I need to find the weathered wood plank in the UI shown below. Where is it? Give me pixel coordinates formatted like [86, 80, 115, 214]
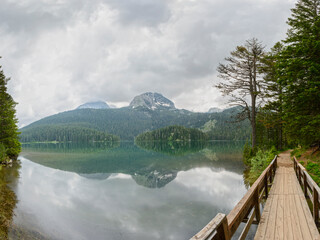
[294, 194, 313, 239]
[283, 195, 294, 240]
[264, 194, 278, 240]
[274, 194, 284, 240]
[288, 194, 303, 240]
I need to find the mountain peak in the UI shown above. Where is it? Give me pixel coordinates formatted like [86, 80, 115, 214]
[77, 101, 110, 110]
[129, 92, 175, 110]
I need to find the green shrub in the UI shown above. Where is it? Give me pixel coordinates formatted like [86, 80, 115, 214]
[291, 146, 306, 158]
[306, 162, 320, 186]
[245, 147, 278, 184]
[243, 140, 254, 165]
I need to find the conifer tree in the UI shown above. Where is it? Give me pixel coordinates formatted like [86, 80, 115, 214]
[278, 0, 320, 145]
[216, 38, 266, 149]
[0, 59, 20, 161]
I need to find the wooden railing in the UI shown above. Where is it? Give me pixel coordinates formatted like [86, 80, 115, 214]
[293, 157, 320, 227]
[191, 155, 277, 240]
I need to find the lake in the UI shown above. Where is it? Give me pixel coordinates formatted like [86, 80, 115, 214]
[3, 141, 254, 239]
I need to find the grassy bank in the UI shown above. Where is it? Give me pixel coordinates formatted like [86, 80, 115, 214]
[243, 145, 278, 185]
[291, 147, 320, 186]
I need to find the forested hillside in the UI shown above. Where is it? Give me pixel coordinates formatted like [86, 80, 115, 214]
[20, 106, 251, 141]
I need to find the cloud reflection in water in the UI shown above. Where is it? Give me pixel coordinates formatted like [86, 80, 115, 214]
[12, 157, 247, 240]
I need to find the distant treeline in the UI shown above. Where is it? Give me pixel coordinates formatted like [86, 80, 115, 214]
[20, 124, 119, 143]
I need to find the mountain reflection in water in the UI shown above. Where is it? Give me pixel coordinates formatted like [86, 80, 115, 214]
[10, 141, 248, 240]
[21, 141, 244, 188]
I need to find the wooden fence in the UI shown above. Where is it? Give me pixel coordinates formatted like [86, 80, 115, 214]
[293, 157, 320, 227]
[191, 155, 278, 240]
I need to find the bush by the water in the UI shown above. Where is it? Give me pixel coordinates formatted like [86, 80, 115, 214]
[245, 146, 277, 184]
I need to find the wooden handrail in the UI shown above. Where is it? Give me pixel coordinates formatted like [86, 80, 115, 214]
[293, 157, 320, 227]
[190, 155, 278, 240]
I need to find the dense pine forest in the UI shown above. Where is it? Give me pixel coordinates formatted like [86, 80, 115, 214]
[0, 61, 20, 163]
[226, 0, 320, 184]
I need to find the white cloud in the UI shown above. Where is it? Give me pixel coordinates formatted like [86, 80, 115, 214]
[0, 0, 295, 126]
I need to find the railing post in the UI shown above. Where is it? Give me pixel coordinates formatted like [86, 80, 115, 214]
[298, 168, 302, 185]
[254, 188, 261, 223]
[313, 187, 319, 226]
[216, 215, 230, 240]
[264, 174, 268, 199]
[303, 172, 308, 198]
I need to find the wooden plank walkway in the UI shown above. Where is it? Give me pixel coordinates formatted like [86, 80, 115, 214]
[255, 151, 320, 240]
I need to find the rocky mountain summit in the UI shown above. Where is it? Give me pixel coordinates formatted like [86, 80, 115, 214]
[129, 92, 175, 110]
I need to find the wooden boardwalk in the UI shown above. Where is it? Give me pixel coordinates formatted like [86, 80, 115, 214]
[255, 152, 320, 240]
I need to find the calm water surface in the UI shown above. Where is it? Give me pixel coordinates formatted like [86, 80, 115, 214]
[8, 141, 250, 240]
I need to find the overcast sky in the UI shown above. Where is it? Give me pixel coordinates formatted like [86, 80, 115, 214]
[0, 0, 296, 127]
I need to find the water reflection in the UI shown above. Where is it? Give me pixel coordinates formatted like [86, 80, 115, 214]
[21, 141, 244, 188]
[135, 140, 207, 156]
[11, 141, 248, 239]
[0, 161, 20, 240]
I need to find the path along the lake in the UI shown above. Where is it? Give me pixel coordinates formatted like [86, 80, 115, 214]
[255, 151, 320, 240]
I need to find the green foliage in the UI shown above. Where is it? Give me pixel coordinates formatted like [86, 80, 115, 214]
[245, 147, 277, 184]
[306, 162, 320, 186]
[243, 140, 254, 165]
[275, 0, 320, 146]
[256, 0, 320, 150]
[0, 144, 6, 162]
[290, 146, 306, 158]
[0, 62, 21, 161]
[256, 109, 285, 150]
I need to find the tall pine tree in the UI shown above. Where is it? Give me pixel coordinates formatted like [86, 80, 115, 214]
[278, 0, 320, 145]
[216, 38, 266, 149]
[0, 59, 20, 161]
